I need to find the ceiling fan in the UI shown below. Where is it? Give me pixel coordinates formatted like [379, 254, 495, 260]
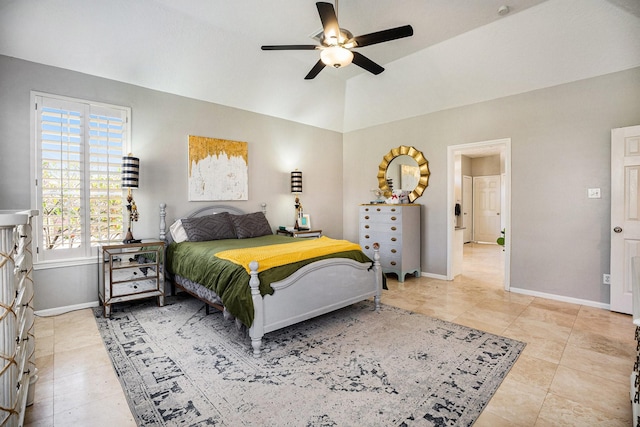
[261, 1, 413, 80]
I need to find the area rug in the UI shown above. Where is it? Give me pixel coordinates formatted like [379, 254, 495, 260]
[94, 295, 525, 426]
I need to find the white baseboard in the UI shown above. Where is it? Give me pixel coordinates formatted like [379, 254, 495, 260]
[35, 301, 100, 317]
[509, 287, 610, 310]
[420, 272, 449, 281]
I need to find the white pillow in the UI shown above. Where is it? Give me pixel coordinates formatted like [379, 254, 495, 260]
[169, 219, 188, 243]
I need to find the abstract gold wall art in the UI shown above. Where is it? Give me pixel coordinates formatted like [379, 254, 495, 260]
[188, 135, 248, 201]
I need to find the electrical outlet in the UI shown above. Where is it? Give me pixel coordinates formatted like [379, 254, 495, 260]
[603, 274, 611, 285]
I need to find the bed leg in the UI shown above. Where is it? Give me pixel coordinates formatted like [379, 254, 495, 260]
[248, 260, 264, 357]
[251, 337, 263, 357]
[373, 243, 382, 312]
[159, 203, 166, 241]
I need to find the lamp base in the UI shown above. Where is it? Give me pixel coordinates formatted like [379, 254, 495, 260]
[123, 228, 141, 244]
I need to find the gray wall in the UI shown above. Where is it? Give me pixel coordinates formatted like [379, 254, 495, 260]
[3, 53, 640, 310]
[471, 155, 501, 177]
[0, 55, 344, 311]
[344, 66, 640, 304]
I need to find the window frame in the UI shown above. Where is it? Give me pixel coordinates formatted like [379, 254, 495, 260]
[30, 91, 132, 266]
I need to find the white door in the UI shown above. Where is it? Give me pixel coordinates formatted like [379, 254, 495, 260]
[473, 175, 501, 243]
[462, 175, 472, 243]
[610, 125, 640, 314]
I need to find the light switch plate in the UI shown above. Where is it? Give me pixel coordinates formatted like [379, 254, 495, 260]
[587, 188, 601, 199]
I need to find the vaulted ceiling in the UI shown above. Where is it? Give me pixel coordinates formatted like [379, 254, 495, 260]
[1, 0, 639, 132]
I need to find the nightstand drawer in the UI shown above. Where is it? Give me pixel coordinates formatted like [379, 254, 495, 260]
[112, 278, 159, 297]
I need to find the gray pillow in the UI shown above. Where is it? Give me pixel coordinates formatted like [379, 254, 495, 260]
[230, 212, 273, 239]
[181, 212, 236, 241]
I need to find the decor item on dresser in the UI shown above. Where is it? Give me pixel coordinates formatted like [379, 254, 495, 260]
[162, 204, 382, 356]
[370, 188, 385, 203]
[378, 145, 430, 202]
[359, 204, 421, 282]
[122, 154, 141, 243]
[0, 209, 39, 427]
[94, 295, 525, 427]
[187, 136, 248, 201]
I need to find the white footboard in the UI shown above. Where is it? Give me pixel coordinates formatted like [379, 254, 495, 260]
[248, 250, 382, 357]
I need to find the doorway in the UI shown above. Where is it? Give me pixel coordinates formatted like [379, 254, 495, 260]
[473, 175, 502, 243]
[447, 138, 511, 291]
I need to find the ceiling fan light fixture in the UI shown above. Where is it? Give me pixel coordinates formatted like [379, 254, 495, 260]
[320, 46, 353, 68]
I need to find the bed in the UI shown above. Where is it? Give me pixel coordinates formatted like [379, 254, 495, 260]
[159, 203, 382, 356]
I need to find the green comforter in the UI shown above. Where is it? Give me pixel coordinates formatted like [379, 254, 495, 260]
[166, 235, 372, 327]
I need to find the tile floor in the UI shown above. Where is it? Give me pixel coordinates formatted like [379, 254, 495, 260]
[25, 243, 635, 426]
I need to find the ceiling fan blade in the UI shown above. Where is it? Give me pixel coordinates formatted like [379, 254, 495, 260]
[304, 59, 326, 80]
[352, 52, 384, 75]
[351, 25, 413, 48]
[316, 2, 340, 44]
[261, 45, 318, 51]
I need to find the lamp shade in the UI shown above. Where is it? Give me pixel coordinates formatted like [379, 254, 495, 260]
[122, 155, 140, 188]
[291, 170, 302, 194]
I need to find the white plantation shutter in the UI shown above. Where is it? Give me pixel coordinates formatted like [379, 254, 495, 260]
[88, 106, 127, 245]
[34, 94, 131, 262]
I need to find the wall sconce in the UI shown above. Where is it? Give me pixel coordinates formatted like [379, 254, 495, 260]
[291, 170, 303, 228]
[122, 155, 141, 243]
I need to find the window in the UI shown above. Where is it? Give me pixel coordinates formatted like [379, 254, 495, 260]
[33, 93, 131, 263]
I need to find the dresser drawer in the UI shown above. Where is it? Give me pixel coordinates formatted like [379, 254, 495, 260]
[360, 213, 402, 223]
[360, 222, 401, 235]
[362, 230, 401, 244]
[360, 206, 402, 221]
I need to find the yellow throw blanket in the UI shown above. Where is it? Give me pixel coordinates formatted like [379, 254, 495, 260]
[215, 236, 362, 273]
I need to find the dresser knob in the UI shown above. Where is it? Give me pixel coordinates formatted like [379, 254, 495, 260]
[364, 216, 369, 220]
[376, 208, 381, 211]
[391, 249, 397, 253]
[390, 261, 397, 266]
[391, 237, 397, 242]
[390, 226, 397, 231]
[390, 216, 397, 221]
[365, 225, 370, 229]
[365, 235, 370, 239]
[364, 245, 370, 250]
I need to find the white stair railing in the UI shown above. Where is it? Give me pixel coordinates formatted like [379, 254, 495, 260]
[0, 210, 38, 427]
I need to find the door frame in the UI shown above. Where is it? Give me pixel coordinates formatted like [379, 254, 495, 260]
[446, 138, 511, 291]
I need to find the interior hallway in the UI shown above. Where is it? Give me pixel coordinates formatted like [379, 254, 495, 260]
[25, 243, 634, 426]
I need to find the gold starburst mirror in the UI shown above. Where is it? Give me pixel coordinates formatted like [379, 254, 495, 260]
[377, 145, 430, 202]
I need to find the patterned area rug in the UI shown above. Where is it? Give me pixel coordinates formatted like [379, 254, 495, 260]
[94, 295, 525, 426]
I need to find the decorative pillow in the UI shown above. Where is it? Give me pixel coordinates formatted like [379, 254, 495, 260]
[169, 219, 188, 243]
[181, 212, 237, 241]
[230, 212, 273, 239]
